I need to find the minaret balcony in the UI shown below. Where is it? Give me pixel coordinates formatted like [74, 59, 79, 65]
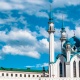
[48, 29, 55, 33]
[60, 37, 66, 41]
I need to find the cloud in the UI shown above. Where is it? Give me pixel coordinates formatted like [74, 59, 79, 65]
[25, 62, 49, 68]
[0, 28, 41, 59]
[53, 0, 80, 8]
[26, 0, 45, 5]
[0, 0, 79, 19]
[36, 63, 49, 68]
[53, 13, 68, 21]
[25, 65, 35, 68]
[74, 19, 80, 27]
[36, 12, 48, 18]
[0, 27, 49, 59]
[2, 45, 40, 59]
[0, 17, 17, 24]
[36, 26, 49, 38]
[0, 1, 12, 10]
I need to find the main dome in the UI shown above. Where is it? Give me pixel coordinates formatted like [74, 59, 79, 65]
[71, 36, 80, 47]
[63, 36, 80, 48]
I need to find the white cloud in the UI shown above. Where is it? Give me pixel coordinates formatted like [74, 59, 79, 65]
[26, 0, 45, 5]
[2, 45, 40, 59]
[25, 65, 35, 68]
[36, 63, 49, 68]
[0, 28, 41, 59]
[75, 27, 80, 38]
[53, 0, 80, 8]
[0, 0, 79, 18]
[39, 39, 49, 49]
[0, 27, 49, 59]
[25, 62, 49, 68]
[54, 13, 68, 21]
[0, 1, 12, 10]
[36, 12, 48, 18]
[36, 26, 48, 38]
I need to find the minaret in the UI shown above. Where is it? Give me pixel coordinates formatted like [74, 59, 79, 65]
[48, 5, 55, 77]
[60, 15, 66, 51]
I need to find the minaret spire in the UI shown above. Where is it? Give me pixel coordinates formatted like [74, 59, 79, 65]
[49, 4, 53, 23]
[48, 4, 55, 32]
[61, 14, 65, 32]
[74, 30, 75, 36]
[48, 4, 55, 77]
[62, 14, 64, 29]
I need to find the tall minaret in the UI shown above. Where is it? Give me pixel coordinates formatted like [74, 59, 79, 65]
[60, 15, 66, 51]
[48, 5, 55, 77]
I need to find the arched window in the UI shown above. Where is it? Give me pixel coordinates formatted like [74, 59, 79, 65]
[33, 75, 35, 77]
[50, 26, 51, 31]
[79, 61, 80, 77]
[6, 73, 8, 76]
[2, 73, 4, 76]
[59, 62, 62, 77]
[11, 74, 13, 77]
[24, 74, 26, 77]
[15, 74, 17, 77]
[20, 74, 22, 77]
[73, 61, 76, 77]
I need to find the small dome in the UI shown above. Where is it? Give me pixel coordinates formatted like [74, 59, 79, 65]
[63, 39, 71, 48]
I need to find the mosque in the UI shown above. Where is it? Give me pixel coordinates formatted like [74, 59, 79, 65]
[0, 6, 80, 80]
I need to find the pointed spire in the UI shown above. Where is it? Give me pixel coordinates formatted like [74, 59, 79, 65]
[49, 4, 53, 23]
[61, 14, 66, 32]
[74, 30, 75, 37]
[62, 14, 64, 29]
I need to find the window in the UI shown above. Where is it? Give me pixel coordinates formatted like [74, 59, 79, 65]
[6, 73, 8, 76]
[11, 74, 13, 77]
[2, 73, 4, 76]
[24, 74, 26, 77]
[79, 61, 80, 77]
[73, 61, 76, 77]
[50, 26, 51, 30]
[20, 74, 22, 77]
[15, 74, 17, 77]
[28, 75, 30, 77]
[59, 62, 62, 77]
[37, 75, 39, 77]
[33, 75, 35, 77]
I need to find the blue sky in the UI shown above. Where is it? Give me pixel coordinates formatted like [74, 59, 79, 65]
[0, 0, 80, 70]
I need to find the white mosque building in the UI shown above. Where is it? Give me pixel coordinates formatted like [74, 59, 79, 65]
[0, 7, 80, 80]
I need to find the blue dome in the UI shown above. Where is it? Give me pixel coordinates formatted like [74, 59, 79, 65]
[63, 36, 80, 51]
[71, 36, 80, 47]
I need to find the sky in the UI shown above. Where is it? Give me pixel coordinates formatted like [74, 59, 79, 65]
[0, 0, 80, 70]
